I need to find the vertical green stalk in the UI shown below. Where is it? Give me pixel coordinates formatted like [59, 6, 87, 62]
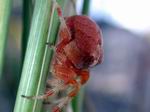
[14, 0, 65, 112]
[72, 89, 85, 112]
[22, 0, 33, 61]
[82, 0, 90, 15]
[14, 0, 51, 111]
[0, 0, 12, 78]
[72, 0, 90, 112]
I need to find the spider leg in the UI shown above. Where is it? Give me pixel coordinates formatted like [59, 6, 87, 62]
[52, 79, 80, 112]
[22, 64, 76, 97]
[51, 0, 74, 68]
[78, 69, 90, 85]
[53, 0, 71, 41]
[46, 0, 71, 52]
[21, 89, 56, 100]
[52, 96, 71, 112]
[49, 63, 79, 112]
[51, 70, 89, 111]
[67, 79, 80, 97]
[21, 79, 67, 100]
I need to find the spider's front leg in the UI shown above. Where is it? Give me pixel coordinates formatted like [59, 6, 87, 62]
[46, 0, 72, 65]
[53, 0, 71, 41]
[46, 0, 72, 51]
[78, 69, 90, 85]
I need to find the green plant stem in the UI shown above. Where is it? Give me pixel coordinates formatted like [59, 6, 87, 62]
[14, 0, 65, 112]
[72, 88, 85, 112]
[22, 0, 33, 61]
[14, 0, 52, 112]
[0, 0, 12, 78]
[82, 0, 90, 15]
[72, 0, 90, 112]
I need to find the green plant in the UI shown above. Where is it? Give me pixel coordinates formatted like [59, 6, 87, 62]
[22, 0, 33, 60]
[0, 0, 12, 78]
[14, 0, 65, 112]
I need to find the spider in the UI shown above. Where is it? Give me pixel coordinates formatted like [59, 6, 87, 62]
[22, 0, 103, 112]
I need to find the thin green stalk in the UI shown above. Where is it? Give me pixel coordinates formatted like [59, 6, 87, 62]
[72, 0, 90, 112]
[82, 0, 90, 15]
[72, 88, 85, 112]
[0, 0, 12, 78]
[14, 0, 65, 112]
[14, 0, 52, 111]
[22, 0, 33, 61]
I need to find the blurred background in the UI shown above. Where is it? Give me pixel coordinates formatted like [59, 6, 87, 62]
[1, 0, 150, 112]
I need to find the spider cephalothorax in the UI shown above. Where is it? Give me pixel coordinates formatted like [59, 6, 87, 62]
[22, 1, 103, 112]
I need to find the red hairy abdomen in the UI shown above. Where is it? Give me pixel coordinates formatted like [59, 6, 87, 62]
[62, 15, 103, 68]
[66, 16, 102, 53]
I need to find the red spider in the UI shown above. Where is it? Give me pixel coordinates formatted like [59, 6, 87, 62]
[22, 0, 103, 112]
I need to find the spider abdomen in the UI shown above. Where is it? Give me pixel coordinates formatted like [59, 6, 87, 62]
[62, 15, 103, 69]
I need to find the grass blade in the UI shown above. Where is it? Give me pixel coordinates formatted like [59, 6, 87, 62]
[22, 0, 33, 60]
[0, 0, 12, 78]
[82, 0, 90, 15]
[72, 88, 85, 112]
[14, 0, 52, 111]
[14, 0, 65, 112]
